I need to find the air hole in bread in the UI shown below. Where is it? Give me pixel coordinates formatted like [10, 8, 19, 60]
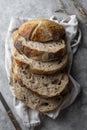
[42, 76, 44, 79]
[52, 79, 58, 84]
[49, 53, 55, 59]
[43, 83, 48, 86]
[23, 70, 27, 74]
[21, 66, 24, 69]
[58, 43, 62, 45]
[15, 79, 17, 83]
[38, 62, 41, 65]
[23, 96, 26, 100]
[18, 79, 22, 85]
[49, 45, 52, 47]
[30, 80, 34, 83]
[21, 84, 24, 87]
[58, 81, 61, 85]
[25, 65, 29, 70]
[41, 102, 49, 106]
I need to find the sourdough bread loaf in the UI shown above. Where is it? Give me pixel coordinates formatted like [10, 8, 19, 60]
[13, 63, 69, 98]
[13, 75, 63, 112]
[14, 50, 68, 75]
[11, 19, 69, 113]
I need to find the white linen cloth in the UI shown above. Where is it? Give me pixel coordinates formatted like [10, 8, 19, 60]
[5, 15, 81, 129]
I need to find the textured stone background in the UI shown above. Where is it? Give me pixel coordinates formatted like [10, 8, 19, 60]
[0, 0, 87, 130]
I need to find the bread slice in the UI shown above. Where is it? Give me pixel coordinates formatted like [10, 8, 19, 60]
[13, 76, 63, 113]
[17, 19, 65, 42]
[14, 50, 68, 75]
[13, 63, 69, 98]
[13, 34, 66, 61]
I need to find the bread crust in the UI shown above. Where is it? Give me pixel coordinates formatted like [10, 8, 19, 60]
[18, 19, 65, 42]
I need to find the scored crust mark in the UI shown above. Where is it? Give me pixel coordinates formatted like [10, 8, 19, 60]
[28, 24, 39, 40]
[30, 20, 53, 42]
[30, 19, 65, 42]
[18, 22, 38, 40]
[13, 76, 63, 112]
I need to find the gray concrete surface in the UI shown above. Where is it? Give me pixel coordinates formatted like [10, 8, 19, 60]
[0, 0, 87, 130]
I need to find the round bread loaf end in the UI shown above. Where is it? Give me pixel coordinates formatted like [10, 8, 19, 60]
[17, 19, 65, 42]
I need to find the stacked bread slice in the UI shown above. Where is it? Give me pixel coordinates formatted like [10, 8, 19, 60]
[12, 19, 69, 113]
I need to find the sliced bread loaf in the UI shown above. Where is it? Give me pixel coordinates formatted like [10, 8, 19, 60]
[13, 34, 66, 61]
[14, 50, 68, 75]
[13, 63, 69, 98]
[13, 76, 63, 112]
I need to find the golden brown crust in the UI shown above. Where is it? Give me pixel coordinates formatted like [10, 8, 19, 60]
[17, 19, 65, 42]
[18, 21, 38, 40]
